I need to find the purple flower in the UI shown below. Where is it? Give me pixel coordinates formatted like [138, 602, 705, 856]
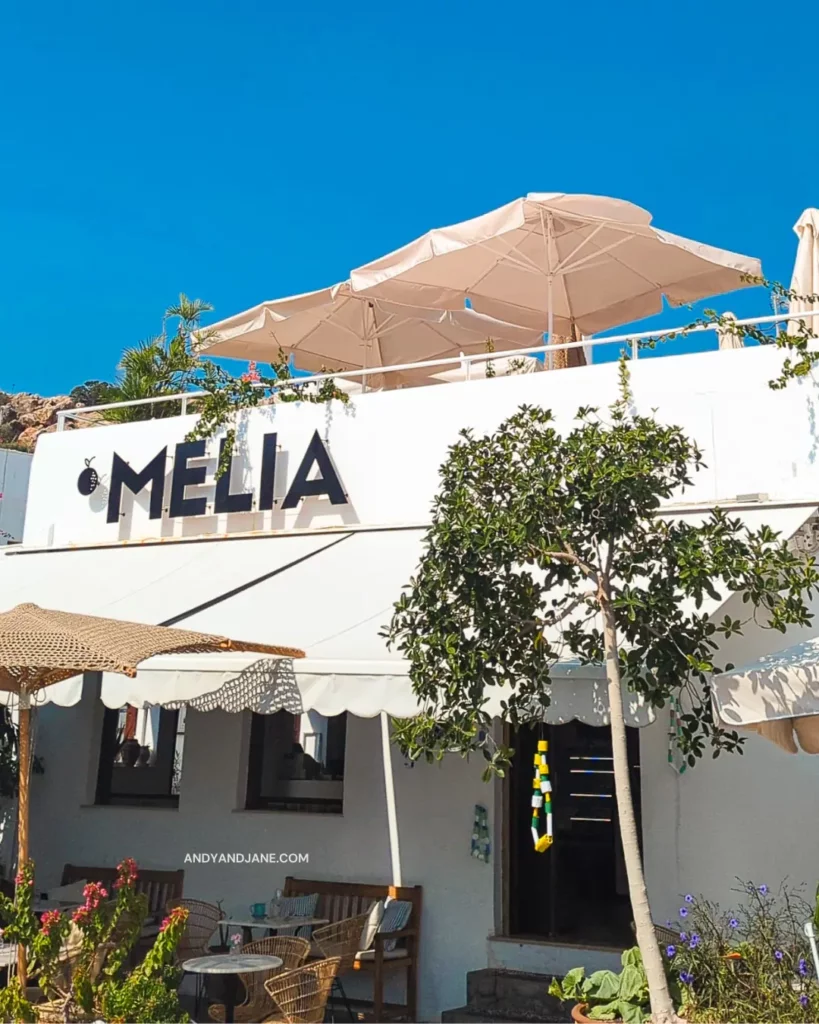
[665, 920, 672, 928]
[679, 907, 688, 918]
[799, 957, 809, 977]
[679, 971, 694, 985]
[666, 945, 676, 959]
[689, 933, 700, 949]
[684, 894, 694, 903]
[759, 884, 769, 896]
[679, 932, 687, 942]
[800, 994, 809, 1009]
[729, 918, 739, 929]
[775, 950, 784, 962]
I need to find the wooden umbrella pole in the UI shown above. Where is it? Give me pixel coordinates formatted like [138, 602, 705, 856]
[17, 691, 30, 988]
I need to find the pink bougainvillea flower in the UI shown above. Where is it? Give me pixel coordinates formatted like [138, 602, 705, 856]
[40, 910, 62, 936]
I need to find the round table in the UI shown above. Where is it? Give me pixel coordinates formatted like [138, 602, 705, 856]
[182, 952, 283, 1024]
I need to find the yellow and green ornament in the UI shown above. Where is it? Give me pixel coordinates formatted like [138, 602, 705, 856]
[531, 739, 553, 852]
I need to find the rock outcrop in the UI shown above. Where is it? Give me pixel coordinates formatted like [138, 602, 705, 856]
[0, 391, 89, 451]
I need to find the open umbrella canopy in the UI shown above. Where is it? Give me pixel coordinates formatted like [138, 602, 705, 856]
[193, 280, 545, 374]
[0, 602, 304, 694]
[349, 192, 762, 336]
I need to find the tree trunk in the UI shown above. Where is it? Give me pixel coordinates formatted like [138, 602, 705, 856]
[600, 584, 677, 1023]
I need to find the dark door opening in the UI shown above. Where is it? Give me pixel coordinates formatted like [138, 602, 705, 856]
[508, 721, 641, 948]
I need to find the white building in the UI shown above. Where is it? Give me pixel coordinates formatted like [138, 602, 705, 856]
[3, 342, 819, 1020]
[0, 447, 32, 546]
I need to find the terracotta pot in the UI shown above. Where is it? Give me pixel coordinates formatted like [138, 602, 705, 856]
[572, 1004, 623, 1024]
[120, 737, 140, 767]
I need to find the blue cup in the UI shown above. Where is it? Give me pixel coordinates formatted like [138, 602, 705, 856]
[250, 902, 266, 919]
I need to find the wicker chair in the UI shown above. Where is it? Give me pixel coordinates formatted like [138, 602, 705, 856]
[312, 913, 369, 1019]
[207, 936, 310, 1023]
[165, 898, 221, 960]
[262, 957, 340, 1024]
[312, 913, 369, 972]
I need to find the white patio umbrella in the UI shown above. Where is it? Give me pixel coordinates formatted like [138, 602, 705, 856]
[349, 193, 762, 338]
[787, 208, 819, 339]
[712, 636, 819, 754]
[193, 281, 545, 378]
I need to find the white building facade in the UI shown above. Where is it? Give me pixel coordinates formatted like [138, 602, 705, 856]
[4, 344, 819, 1019]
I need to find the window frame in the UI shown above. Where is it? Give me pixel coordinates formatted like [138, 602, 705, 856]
[95, 704, 183, 809]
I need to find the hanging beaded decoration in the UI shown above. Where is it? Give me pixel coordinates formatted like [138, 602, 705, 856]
[531, 739, 553, 852]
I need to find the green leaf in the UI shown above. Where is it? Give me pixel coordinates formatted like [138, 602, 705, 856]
[585, 971, 620, 1001]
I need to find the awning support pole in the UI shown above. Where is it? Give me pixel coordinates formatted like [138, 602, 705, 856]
[380, 712, 402, 887]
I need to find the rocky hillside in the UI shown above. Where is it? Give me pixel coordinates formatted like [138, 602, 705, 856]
[0, 391, 86, 451]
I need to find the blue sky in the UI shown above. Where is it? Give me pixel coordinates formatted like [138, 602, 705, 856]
[1, 0, 817, 395]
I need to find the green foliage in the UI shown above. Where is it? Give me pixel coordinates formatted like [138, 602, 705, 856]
[96, 906, 190, 1023]
[549, 947, 653, 1022]
[90, 294, 349, 475]
[0, 859, 187, 1023]
[667, 883, 819, 1023]
[386, 358, 819, 774]
[633, 278, 819, 392]
[68, 381, 118, 408]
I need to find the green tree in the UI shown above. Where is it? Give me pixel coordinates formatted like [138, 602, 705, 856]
[387, 359, 819, 1023]
[100, 295, 207, 423]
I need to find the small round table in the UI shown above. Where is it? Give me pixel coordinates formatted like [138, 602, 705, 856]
[182, 952, 283, 1024]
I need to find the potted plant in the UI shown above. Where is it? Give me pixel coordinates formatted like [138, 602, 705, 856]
[549, 948, 654, 1023]
[0, 858, 189, 1023]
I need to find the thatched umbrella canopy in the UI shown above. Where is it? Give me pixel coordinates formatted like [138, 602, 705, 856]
[0, 602, 304, 983]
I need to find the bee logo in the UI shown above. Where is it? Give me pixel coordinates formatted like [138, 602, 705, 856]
[77, 458, 100, 496]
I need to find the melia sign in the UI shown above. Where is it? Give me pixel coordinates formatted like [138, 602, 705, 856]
[100, 430, 347, 523]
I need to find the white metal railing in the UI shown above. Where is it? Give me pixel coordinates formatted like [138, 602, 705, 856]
[55, 308, 819, 431]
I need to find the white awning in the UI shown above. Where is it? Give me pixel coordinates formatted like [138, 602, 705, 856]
[15, 652, 650, 727]
[712, 636, 819, 753]
[1, 503, 815, 725]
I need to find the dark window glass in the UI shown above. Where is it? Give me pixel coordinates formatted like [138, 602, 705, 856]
[96, 704, 186, 807]
[246, 710, 346, 814]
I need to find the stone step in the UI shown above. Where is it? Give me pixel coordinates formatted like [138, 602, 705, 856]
[466, 967, 568, 1019]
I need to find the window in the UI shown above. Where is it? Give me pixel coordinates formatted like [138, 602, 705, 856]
[246, 710, 347, 814]
[96, 704, 186, 807]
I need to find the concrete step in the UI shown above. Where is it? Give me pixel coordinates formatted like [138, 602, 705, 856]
[466, 968, 568, 1019]
[442, 1001, 569, 1023]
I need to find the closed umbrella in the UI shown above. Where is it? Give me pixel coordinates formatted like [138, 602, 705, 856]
[349, 193, 762, 339]
[0, 602, 303, 983]
[788, 208, 819, 339]
[193, 282, 545, 380]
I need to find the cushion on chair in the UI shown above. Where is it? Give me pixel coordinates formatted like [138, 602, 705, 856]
[357, 900, 385, 952]
[378, 898, 412, 952]
[269, 893, 319, 937]
[355, 947, 410, 962]
[47, 880, 88, 903]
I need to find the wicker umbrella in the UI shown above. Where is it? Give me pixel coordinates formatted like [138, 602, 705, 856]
[0, 602, 304, 984]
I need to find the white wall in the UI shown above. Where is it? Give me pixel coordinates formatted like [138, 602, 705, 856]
[30, 685, 494, 1021]
[0, 448, 31, 545]
[642, 586, 819, 927]
[23, 345, 819, 549]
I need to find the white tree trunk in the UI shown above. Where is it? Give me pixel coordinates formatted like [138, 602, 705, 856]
[600, 586, 678, 1023]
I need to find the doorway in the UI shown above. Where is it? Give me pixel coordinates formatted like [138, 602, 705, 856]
[508, 721, 641, 947]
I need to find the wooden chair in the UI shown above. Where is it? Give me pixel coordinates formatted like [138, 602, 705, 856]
[61, 863, 184, 922]
[262, 957, 340, 1024]
[208, 936, 310, 1023]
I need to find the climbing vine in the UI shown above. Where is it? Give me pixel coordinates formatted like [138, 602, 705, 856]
[634, 277, 819, 389]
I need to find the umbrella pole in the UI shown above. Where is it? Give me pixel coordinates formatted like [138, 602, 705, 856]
[17, 691, 30, 988]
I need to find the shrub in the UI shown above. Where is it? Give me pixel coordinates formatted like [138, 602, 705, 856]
[666, 881, 819, 1022]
